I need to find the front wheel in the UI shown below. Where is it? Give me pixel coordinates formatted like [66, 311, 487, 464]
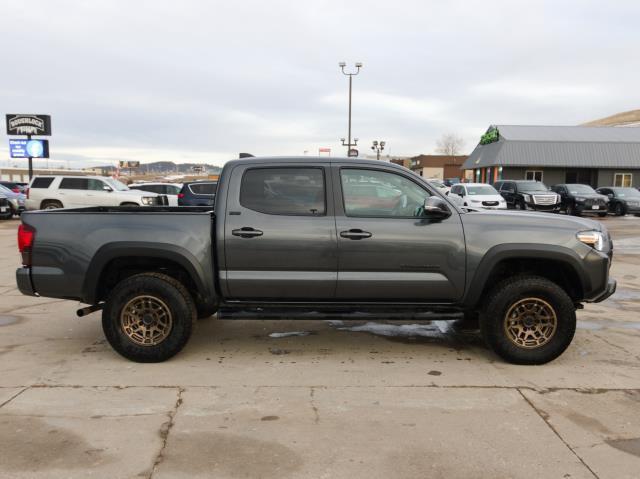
[514, 200, 525, 210]
[102, 273, 196, 362]
[614, 203, 625, 216]
[480, 275, 576, 365]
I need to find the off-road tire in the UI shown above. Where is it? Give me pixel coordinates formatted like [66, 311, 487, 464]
[41, 200, 63, 210]
[480, 275, 576, 365]
[102, 272, 196, 362]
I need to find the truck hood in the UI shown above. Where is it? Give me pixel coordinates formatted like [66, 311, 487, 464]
[464, 209, 602, 231]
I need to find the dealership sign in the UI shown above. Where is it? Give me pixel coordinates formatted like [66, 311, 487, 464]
[9, 139, 50, 158]
[6, 114, 52, 136]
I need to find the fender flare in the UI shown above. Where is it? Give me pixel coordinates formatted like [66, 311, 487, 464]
[462, 243, 588, 308]
[83, 242, 216, 307]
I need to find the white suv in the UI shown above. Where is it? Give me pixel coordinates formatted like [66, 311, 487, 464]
[26, 176, 166, 210]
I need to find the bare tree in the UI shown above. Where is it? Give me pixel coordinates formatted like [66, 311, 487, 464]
[435, 133, 465, 162]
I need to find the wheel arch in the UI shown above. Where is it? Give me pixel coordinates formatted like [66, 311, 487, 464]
[463, 244, 588, 309]
[84, 242, 217, 309]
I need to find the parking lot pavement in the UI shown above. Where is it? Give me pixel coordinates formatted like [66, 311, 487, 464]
[1, 215, 639, 478]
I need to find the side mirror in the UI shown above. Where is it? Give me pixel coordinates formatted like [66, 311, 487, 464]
[103, 185, 113, 192]
[422, 196, 451, 219]
[458, 192, 464, 197]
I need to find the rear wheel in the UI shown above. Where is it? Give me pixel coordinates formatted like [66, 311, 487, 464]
[102, 273, 196, 362]
[41, 200, 63, 210]
[480, 275, 576, 364]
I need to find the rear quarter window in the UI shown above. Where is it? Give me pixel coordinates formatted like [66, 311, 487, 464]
[30, 177, 55, 188]
[189, 183, 217, 195]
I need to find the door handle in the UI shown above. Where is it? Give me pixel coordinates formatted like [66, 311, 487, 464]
[232, 227, 263, 238]
[340, 229, 372, 240]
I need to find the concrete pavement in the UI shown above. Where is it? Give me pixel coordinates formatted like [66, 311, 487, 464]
[0, 216, 639, 478]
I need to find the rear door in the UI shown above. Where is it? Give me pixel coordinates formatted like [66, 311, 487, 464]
[223, 163, 337, 299]
[500, 181, 516, 206]
[333, 164, 465, 301]
[58, 177, 89, 208]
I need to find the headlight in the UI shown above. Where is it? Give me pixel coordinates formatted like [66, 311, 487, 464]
[471, 199, 481, 203]
[141, 197, 154, 205]
[522, 194, 531, 202]
[577, 230, 606, 251]
[555, 194, 561, 203]
[575, 196, 585, 202]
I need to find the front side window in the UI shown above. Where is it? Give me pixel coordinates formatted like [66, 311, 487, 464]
[88, 179, 107, 191]
[502, 182, 515, 193]
[240, 168, 325, 216]
[341, 169, 429, 217]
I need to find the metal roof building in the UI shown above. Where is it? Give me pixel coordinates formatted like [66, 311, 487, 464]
[462, 125, 640, 188]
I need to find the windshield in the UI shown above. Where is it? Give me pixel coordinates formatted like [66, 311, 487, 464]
[612, 187, 640, 198]
[104, 178, 130, 191]
[568, 184, 596, 194]
[518, 181, 548, 192]
[467, 185, 498, 196]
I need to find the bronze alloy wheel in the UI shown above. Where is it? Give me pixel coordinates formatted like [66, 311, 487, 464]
[120, 295, 173, 346]
[503, 297, 558, 349]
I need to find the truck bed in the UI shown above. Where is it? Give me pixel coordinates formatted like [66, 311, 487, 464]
[18, 207, 216, 305]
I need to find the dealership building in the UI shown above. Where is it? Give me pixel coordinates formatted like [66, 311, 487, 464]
[462, 125, 640, 188]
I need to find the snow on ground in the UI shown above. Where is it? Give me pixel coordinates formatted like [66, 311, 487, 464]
[268, 331, 312, 338]
[327, 320, 453, 338]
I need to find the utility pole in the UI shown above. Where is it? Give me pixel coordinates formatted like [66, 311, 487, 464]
[339, 62, 362, 156]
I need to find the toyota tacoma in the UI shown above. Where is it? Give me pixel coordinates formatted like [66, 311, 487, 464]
[16, 157, 616, 364]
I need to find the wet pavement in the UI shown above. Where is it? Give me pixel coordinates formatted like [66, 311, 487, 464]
[0, 215, 639, 478]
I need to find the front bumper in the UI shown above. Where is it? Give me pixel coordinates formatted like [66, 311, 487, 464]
[525, 202, 561, 212]
[590, 278, 617, 303]
[577, 204, 607, 215]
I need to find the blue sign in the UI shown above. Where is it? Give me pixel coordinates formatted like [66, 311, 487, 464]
[9, 139, 49, 158]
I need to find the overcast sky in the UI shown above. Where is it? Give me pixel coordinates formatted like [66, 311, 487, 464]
[1, 0, 639, 168]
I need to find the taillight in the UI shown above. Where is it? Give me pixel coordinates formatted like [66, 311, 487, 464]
[177, 193, 185, 199]
[18, 224, 35, 266]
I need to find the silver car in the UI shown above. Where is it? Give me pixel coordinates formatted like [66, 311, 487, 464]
[0, 184, 26, 216]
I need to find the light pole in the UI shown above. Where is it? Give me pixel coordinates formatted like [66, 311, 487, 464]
[371, 140, 386, 160]
[339, 61, 362, 156]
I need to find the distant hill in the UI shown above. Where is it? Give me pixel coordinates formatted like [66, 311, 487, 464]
[583, 109, 640, 127]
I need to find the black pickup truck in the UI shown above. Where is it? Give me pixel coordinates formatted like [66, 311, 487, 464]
[16, 157, 616, 364]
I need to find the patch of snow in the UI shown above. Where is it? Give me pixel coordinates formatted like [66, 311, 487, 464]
[268, 331, 312, 338]
[329, 321, 452, 338]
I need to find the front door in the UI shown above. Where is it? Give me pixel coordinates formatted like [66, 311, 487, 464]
[223, 164, 338, 299]
[333, 165, 465, 301]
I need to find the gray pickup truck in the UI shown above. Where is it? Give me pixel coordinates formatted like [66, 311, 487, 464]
[16, 157, 616, 364]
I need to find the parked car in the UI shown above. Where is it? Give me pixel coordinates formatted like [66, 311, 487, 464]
[0, 181, 26, 193]
[493, 180, 561, 212]
[596, 187, 640, 217]
[443, 178, 461, 187]
[0, 193, 11, 220]
[178, 181, 217, 206]
[426, 178, 450, 194]
[16, 156, 615, 365]
[129, 182, 183, 206]
[0, 184, 26, 216]
[551, 184, 608, 217]
[25, 176, 168, 210]
[447, 183, 506, 210]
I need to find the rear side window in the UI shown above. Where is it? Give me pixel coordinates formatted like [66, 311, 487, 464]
[30, 177, 54, 188]
[240, 168, 325, 216]
[59, 178, 89, 190]
[189, 182, 217, 195]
